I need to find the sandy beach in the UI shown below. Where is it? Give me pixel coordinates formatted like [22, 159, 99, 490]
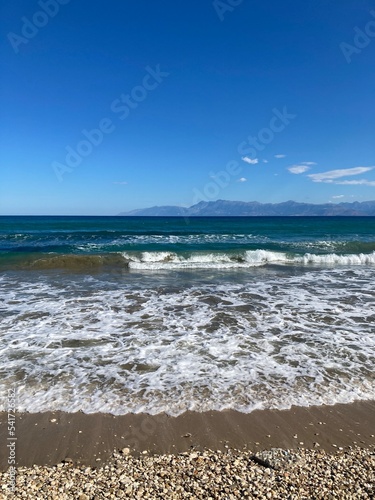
[1, 401, 374, 497]
[1, 400, 375, 470]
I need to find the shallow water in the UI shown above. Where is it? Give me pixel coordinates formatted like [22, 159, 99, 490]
[1, 216, 375, 414]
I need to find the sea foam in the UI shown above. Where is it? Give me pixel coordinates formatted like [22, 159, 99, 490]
[0, 267, 374, 415]
[122, 250, 375, 270]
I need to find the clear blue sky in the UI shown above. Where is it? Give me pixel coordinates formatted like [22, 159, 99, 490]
[1, 0, 375, 215]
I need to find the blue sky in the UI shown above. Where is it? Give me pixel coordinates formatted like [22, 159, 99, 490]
[1, 0, 375, 215]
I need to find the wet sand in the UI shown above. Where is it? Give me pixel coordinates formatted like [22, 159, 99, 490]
[1, 400, 374, 471]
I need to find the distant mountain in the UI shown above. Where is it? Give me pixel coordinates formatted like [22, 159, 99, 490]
[121, 205, 188, 216]
[119, 200, 375, 217]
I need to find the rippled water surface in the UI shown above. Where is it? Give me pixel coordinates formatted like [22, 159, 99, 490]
[1, 216, 374, 414]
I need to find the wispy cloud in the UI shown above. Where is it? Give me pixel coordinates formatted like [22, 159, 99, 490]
[274, 154, 286, 159]
[308, 166, 373, 183]
[301, 161, 317, 166]
[113, 181, 128, 185]
[238, 177, 247, 182]
[332, 195, 345, 199]
[288, 164, 310, 174]
[262, 159, 268, 163]
[242, 157, 258, 165]
[335, 179, 375, 186]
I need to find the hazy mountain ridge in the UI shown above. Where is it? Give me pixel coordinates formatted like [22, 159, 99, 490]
[119, 200, 375, 216]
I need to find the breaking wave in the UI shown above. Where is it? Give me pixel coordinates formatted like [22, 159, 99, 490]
[123, 250, 375, 270]
[9, 250, 375, 271]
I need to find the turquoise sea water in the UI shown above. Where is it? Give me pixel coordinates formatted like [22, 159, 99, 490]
[0, 216, 374, 415]
[1, 216, 375, 269]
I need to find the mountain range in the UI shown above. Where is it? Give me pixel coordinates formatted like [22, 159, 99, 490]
[119, 200, 375, 217]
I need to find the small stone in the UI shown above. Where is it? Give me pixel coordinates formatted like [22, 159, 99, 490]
[1, 441, 373, 497]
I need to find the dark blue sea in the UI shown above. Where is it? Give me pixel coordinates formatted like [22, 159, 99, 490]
[1, 216, 374, 414]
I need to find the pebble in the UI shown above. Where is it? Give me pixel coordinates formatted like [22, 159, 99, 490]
[0, 446, 374, 499]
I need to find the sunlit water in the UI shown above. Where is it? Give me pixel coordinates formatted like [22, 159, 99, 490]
[1, 216, 374, 414]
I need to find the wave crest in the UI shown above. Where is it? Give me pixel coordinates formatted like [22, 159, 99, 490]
[123, 250, 375, 270]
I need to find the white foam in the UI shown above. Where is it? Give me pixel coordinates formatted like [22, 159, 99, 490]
[71, 233, 269, 252]
[124, 251, 249, 270]
[300, 252, 375, 265]
[0, 267, 374, 415]
[122, 250, 375, 270]
[244, 249, 287, 264]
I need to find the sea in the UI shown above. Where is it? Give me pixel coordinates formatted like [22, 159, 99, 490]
[0, 216, 374, 416]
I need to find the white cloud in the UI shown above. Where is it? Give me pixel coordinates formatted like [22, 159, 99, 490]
[301, 161, 317, 165]
[332, 195, 345, 199]
[308, 166, 373, 183]
[274, 154, 286, 159]
[113, 181, 128, 185]
[263, 159, 268, 163]
[288, 165, 310, 174]
[238, 177, 247, 182]
[242, 157, 258, 165]
[335, 179, 375, 186]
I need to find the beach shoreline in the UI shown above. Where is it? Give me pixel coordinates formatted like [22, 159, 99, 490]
[1, 400, 374, 471]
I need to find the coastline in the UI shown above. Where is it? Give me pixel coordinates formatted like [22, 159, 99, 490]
[1, 400, 374, 471]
